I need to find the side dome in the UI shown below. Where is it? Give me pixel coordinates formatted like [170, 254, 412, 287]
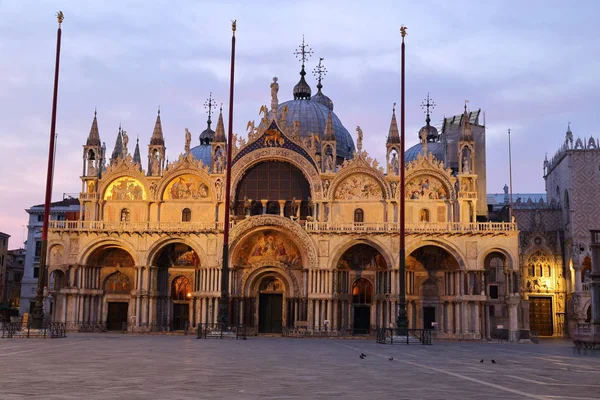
[311, 91, 333, 111]
[190, 144, 212, 168]
[278, 99, 355, 159]
[405, 142, 445, 163]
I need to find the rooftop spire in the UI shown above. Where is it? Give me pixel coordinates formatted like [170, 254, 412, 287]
[150, 108, 164, 146]
[133, 137, 141, 166]
[460, 101, 473, 141]
[419, 92, 438, 144]
[110, 125, 124, 162]
[214, 105, 226, 142]
[387, 103, 400, 144]
[293, 36, 313, 100]
[86, 108, 101, 146]
[421, 92, 435, 127]
[323, 108, 335, 141]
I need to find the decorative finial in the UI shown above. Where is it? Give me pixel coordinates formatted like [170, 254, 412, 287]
[393, 102, 396, 114]
[420, 92, 435, 125]
[204, 92, 217, 126]
[232, 20, 236, 33]
[56, 11, 64, 26]
[294, 35, 313, 67]
[158, 105, 160, 116]
[400, 25, 407, 41]
[568, 121, 571, 132]
[313, 57, 327, 91]
[464, 100, 469, 113]
[94, 107, 97, 117]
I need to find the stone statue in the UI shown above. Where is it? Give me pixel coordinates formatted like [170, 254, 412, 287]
[390, 153, 399, 175]
[184, 128, 191, 153]
[214, 179, 223, 201]
[122, 131, 129, 154]
[323, 179, 330, 196]
[462, 155, 471, 173]
[270, 77, 279, 110]
[149, 182, 157, 199]
[244, 197, 252, 217]
[290, 197, 299, 219]
[325, 154, 334, 172]
[292, 120, 301, 140]
[356, 126, 363, 151]
[390, 182, 397, 197]
[88, 180, 95, 193]
[307, 196, 314, 217]
[87, 159, 96, 176]
[151, 157, 160, 176]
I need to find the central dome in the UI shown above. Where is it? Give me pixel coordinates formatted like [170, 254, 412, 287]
[278, 99, 355, 159]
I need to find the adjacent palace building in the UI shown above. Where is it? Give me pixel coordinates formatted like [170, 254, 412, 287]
[46, 57, 528, 339]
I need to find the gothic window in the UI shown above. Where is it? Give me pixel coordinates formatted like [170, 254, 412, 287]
[171, 276, 191, 301]
[182, 208, 191, 222]
[527, 250, 551, 277]
[354, 208, 364, 223]
[120, 208, 130, 222]
[419, 208, 430, 222]
[352, 278, 372, 304]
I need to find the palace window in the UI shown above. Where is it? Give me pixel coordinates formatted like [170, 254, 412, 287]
[354, 208, 364, 223]
[182, 208, 191, 222]
[120, 208, 130, 222]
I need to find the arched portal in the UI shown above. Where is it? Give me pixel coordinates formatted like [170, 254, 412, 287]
[335, 243, 389, 334]
[86, 246, 135, 330]
[234, 161, 311, 219]
[407, 245, 460, 330]
[257, 275, 285, 334]
[154, 243, 199, 329]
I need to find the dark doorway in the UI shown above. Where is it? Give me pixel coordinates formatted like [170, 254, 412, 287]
[259, 293, 283, 334]
[423, 306, 436, 330]
[107, 302, 128, 331]
[353, 306, 370, 334]
[529, 296, 553, 336]
[172, 303, 189, 331]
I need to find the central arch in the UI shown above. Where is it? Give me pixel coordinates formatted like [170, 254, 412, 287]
[407, 245, 461, 330]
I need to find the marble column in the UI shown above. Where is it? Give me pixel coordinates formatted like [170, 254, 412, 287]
[278, 200, 286, 217]
[261, 199, 268, 215]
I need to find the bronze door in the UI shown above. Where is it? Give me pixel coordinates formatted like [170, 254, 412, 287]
[353, 306, 370, 334]
[529, 297, 553, 336]
[259, 294, 283, 333]
[172, 303, 189, 331]
[106, 302, 128, 331]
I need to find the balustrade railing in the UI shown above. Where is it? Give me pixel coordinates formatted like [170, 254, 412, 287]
[306, 221, 516, 233]
[50, 219, 516, 234]
[50, 220, 225, 232]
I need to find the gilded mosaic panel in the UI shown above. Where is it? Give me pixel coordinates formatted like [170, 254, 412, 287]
[163, 174, 210, 200]
[104, 176, 146, 201]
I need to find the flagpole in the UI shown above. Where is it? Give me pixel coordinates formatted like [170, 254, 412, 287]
[396, 25, 408, 335]
[508, 128, 514, 221]
[217, 20, 236, 327]
[32, 11, 64, 329]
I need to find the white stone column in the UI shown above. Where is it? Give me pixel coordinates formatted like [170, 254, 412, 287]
[574, 265, 583, 292]
[508, 300, 519, 342]
[474, 302, 480, 335]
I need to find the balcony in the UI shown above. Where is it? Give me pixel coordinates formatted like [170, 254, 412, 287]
[49, 220, 224, 233]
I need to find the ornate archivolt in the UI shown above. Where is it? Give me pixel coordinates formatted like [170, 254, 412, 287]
[405, 239, 467, 270]
[239, 262, 301, 298]
[78, 237, 139, 266]
[146, 237, 207, 267]
[230, 147, 322, 202]
[329, 152, 390, 201]
[329, 238, 394, 271]
[230, 215, 317, 269]
[404, 152, 457, 201]
[158, 154, 215, 202]
[97, 155, 151, 199]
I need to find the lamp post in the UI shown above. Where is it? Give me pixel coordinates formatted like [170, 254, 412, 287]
[396, 25, 408, 335]
[32, 12, 64, 329]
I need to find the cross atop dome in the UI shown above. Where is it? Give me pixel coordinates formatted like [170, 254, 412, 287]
[204, 92, 217, 128]
[313, 57, 327, 91]
[293, 36, 313, 100]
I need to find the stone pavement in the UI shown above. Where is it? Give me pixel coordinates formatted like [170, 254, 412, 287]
[1, 335, 599, 400]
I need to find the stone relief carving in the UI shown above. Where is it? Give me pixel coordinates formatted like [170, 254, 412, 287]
[334, 174, 383, 200]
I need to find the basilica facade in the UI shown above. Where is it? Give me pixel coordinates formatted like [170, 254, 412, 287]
[46, 62, 527, 340]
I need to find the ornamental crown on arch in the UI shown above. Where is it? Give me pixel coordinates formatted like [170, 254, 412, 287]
[405, 152, 457, 200]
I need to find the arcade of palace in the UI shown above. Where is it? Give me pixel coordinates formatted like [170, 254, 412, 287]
[44, 59, 529, 340]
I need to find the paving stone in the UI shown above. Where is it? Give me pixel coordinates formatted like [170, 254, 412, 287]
[1, 335, 599, 399]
